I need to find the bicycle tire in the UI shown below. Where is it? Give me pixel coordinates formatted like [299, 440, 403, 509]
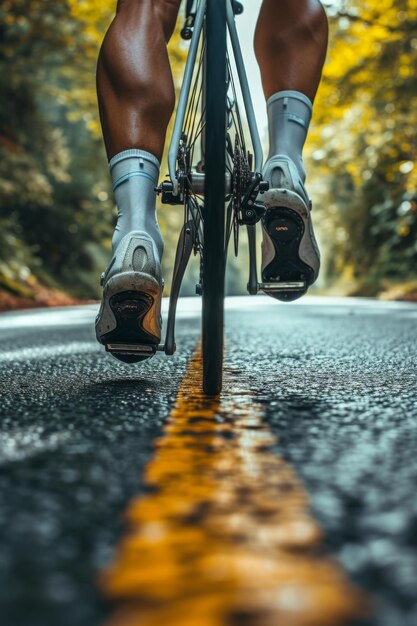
[202, 0, 227, 395]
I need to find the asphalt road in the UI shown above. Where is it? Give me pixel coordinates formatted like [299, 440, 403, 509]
[0, 297, 417, 626]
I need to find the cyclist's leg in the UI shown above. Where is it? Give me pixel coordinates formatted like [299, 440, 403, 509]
[254, 1, 328, 301]
[97, 0, 180, 161]
[254, 0, 328, 103]
[254, 0, 327, 175]
[95, 0, 181, 359]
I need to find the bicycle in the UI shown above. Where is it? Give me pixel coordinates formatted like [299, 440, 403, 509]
[116, 0, 304, 394]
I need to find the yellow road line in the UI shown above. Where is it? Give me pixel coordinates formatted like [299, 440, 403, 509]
[100, 347, 367, 626]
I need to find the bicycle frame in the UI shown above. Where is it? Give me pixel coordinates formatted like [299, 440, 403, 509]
[161, 0, 265, 356]
[168, 0, 263, 194]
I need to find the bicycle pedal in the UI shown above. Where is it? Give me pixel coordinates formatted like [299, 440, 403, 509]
[105, 343, 157, 357]
[259, 281, 306, 292]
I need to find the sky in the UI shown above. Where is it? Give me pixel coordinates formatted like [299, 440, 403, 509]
[234, 0, 268, 147]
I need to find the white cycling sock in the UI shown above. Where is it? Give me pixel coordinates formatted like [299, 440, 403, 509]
[266, 90, 313, 183]
[109, 149, 163, 259]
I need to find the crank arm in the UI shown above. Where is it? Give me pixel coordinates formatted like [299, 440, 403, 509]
[163, 220, 196, 355]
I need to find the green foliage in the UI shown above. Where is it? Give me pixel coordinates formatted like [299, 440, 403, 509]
[0, 0, 115, 298]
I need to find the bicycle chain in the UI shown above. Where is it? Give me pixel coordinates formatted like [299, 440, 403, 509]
[232, 135, 251, 255]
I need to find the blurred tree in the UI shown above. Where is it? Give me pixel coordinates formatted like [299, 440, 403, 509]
[309, 0, 417, 295]
[0, 0, 115, 299]
[6, 0, 415, 304]
[0, 0, 186, 302]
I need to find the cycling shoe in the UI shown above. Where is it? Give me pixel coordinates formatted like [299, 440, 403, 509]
[95, 231, 163, 363]
[260, 155, 320, 302]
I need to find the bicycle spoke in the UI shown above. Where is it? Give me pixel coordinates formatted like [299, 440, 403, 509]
[176, 10, 257, 269]
[184, 40, 205, 138]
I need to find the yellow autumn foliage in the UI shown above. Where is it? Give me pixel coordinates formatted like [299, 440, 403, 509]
[307, 0, 417, 291]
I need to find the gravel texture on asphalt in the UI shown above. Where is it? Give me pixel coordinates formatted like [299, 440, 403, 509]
[0, 305, 199, 626]
[226, 298, 417, 626]
[1, 298, 417, 626]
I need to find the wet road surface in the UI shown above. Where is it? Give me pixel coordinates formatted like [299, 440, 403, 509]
[0, 297, 416, 626]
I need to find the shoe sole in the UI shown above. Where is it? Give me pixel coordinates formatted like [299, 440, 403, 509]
[96, 272, 162, 364]
[261, 188, 319, 302]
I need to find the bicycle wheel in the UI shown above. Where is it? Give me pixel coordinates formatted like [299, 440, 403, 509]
[202, 0, 227, 395]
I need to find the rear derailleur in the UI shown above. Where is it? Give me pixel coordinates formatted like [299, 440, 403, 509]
[238, 172, 269, 226]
